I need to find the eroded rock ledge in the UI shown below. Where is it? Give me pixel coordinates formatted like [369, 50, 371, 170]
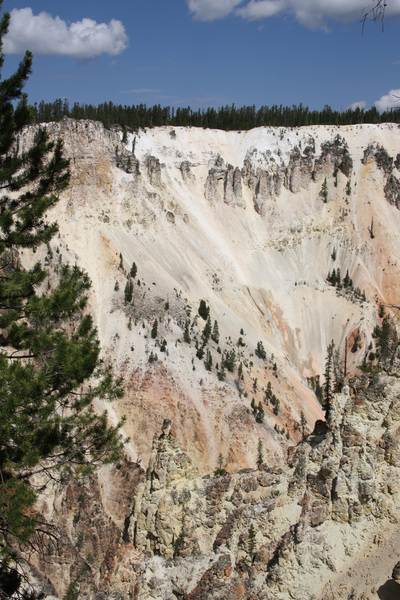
[104, 374, 400, 600]
[21, 374, 400, 600]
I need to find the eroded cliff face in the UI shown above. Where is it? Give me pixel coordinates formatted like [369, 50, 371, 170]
[17, 119, 400, 477]
[14, 120, 400, 599]
[98, 374, 400, 600]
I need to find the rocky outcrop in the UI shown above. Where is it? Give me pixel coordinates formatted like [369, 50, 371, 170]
[204, 156, 244, 207]
[268, 374, 400, 599]
[362, 143, 400, 208]
[313, 135, 353, 180]
[18, 372, 400, 600]
[180, 160, 195, 182]
[13, 121, 400, 598]
[241, 134, 352, 214]
[242, 152, 282, 215]
[105, 374, 400, 600]
[384, 173, 400, 208]
[21, 459, 144, 599]
[284, 145, 314, 193]
[145, 155, 163, 187]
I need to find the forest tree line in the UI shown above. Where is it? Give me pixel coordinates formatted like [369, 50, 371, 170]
[31, 99, 400, 132]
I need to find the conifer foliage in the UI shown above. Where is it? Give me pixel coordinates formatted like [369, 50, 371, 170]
[0, 4, 124, 590]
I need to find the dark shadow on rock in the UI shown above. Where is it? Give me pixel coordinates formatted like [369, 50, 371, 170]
[377, 579, 400, 600]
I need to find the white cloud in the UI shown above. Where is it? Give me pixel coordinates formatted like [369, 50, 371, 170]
[187, 0, 244, 21]
[4, 8, 129, 61]
[346, 100, 367, 111]
[374, 89, 400, 112]
[187, 0, 400, 29]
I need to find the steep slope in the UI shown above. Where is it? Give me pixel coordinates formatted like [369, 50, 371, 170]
[19, 119, 400, 476]
[101, 373, 400, 600]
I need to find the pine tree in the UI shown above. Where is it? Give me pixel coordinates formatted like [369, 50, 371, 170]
[336, 268, 342, 289]
[202, 316, 211, 344]
[323, 340, 335, 417]
[0, 5, 124, 585]
[237, 361, 243, 390]
[321, 177, 328, 202]
[211, 319, 219, 344]
[198, 299, 209, 320]
[204, 349, 212, 371]
[257, 439, 264, 468]
[124, 277, 133, 303]
[183, 320, 191, 344]
[217, 361, 226, 381]
[130, 261, 137, 278]
[265, 381, 272, 402]
[151, 318, 158, 339]
[300, 411, 307, 440]
[255, 340, 267, 359]
[224, 348, 236, 372]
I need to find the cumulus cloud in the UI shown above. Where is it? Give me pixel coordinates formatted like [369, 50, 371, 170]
[374, 89, 400, 112]
[187, 0, 400, 29]
[346, 100, 367, 111]
[4, 8, 129, 61]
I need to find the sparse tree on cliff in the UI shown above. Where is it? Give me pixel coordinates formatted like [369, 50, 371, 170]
[124, 277, 133, 303]
[0, 4, 124, 593]
[321, 177, 328, 202]
[300, 411, 307, 440]
[323, 340, 335, 417]
[151, 318, 158, 338]
[198, 299, 210, 320]
[257, 438, 264, 468]
[211, 319, 219, 344]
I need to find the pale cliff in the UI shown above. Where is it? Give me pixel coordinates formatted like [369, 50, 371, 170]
[19, 119, 400, 475]
[13, 119, 400, 598]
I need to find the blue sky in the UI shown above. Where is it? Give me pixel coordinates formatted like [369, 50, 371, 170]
[2, 0, 400, 112]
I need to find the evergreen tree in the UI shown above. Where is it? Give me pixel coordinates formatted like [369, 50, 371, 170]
[151, 318, 158, 339]
[300, 411, 307, 440]
[202, 316, 211, 344]
[265, 381, 272, 402]
[0, 7, 124, 583]
[256, 402, 265, 423]
[223, 348, 236, 372]
[124, 277, 133, 303]
[130, 261, 137, 278]
[204, 349, 212, 371]
[183, 320, 191, 344]
[257, 439, 264, 469]
[211, 319, 219, 344]
[255, 340, 266, 359]
[217, 361, 226, 381]
[336, 268, 342, 289]
[196, 345, 205, 360]
[321, 177, 328, 202]
[343, 269, 352, 288]
[237, 361, 243, 390]
[323, 340, 335, 417]
[198, 299, 210, 320]
[330, 268, 337, 286]
[372, 316, 399, 369]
